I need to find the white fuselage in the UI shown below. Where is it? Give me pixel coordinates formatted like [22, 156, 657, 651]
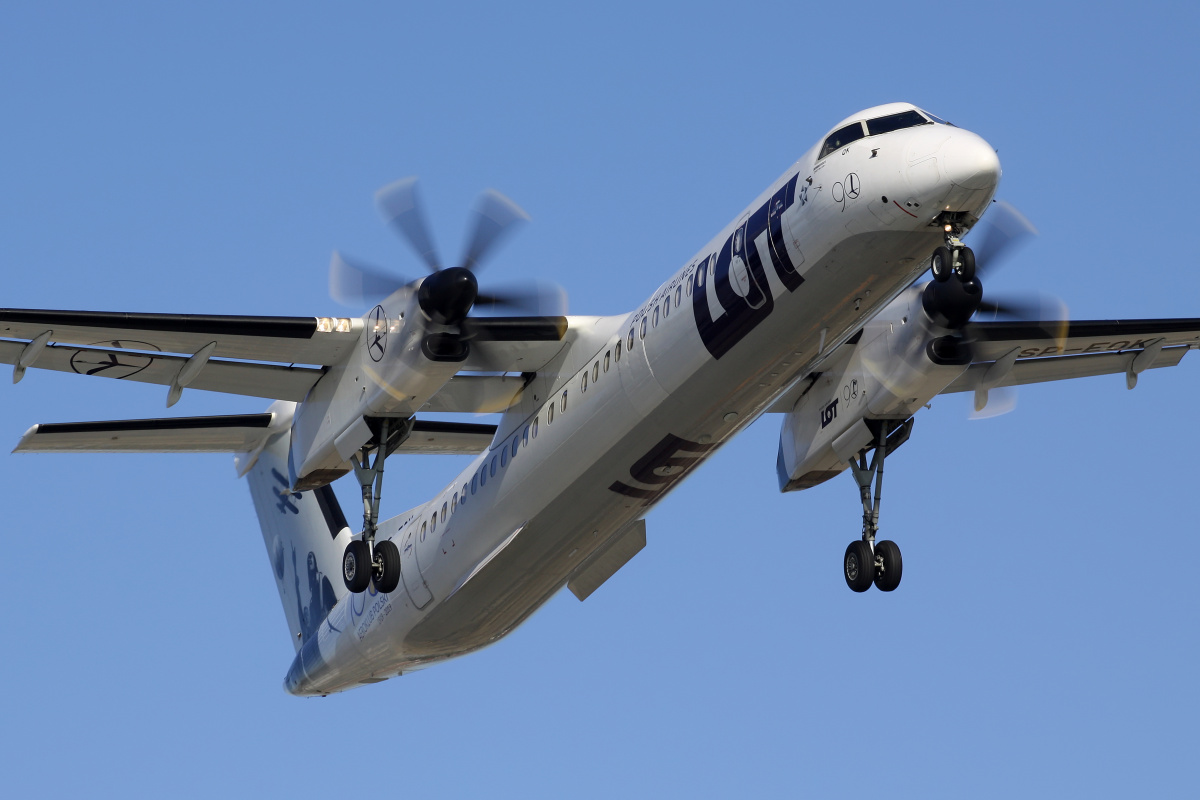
[285, 106, 1001, 695]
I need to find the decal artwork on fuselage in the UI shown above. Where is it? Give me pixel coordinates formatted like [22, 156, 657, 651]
[610, 433, 715, 504]
[692, 174, 805, 359]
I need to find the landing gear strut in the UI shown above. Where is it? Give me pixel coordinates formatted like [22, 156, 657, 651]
[843, 420, 910, 593]
[342, 417, 406, 594]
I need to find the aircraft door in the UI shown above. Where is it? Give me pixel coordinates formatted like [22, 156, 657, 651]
[400, 528, 433, 609]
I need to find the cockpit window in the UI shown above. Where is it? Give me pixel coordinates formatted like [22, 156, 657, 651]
[865, 110, 931, 136]
[819, 122, 866, 159]
[924, 112, 954, 126]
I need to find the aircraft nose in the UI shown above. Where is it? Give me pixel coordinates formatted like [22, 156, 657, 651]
[940, 131, 1001, 191]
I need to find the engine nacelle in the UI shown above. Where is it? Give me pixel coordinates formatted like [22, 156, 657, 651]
[777, 281, 975, 492]
[286, 286, 471, 490]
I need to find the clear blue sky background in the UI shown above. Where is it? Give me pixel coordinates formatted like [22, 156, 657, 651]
[3, 2, 1198, 797]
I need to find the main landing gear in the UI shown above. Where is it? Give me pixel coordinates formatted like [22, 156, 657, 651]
[342, 417, 405, 594]
[843, 419, 911, 593]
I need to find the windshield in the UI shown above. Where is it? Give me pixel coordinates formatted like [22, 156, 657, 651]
[819, 122, 866, 159]
[865, 110, 931, 136]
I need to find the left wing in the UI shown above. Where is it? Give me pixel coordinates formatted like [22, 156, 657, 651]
[942, 318, 1200, 397]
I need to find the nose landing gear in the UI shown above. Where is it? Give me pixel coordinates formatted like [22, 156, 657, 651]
[930, 230, 976, 283]
[842, 419, 910, 593]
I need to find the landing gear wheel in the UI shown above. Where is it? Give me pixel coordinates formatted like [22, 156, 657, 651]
[844, 540, 875, 593]
[372, 539, 402, 594]
[342, 540, 372, 593]
[956, 246, 976, 281]
[872, 539, 903, 592]
[930, 246, 953, 283]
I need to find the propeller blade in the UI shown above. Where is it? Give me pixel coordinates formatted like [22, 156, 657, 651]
[460, 189, 530, 273]
[972, 292, 1070, 344]
[475, 281, 568, 316]
[970, 200, 1038, 278]
[969, 386, 1018, 420]
[329, 251, 412, 308]
[375, 177, 441, 272]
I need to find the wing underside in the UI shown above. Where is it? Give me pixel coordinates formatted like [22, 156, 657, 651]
[943, 318, 1200, 396]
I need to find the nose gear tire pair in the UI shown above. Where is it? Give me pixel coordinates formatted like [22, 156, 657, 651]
[930, 245, 976, 283]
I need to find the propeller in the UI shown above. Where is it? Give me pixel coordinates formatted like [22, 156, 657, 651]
[921, 201, 1070, 419]
[329, 178, 567, 319]
[968, 200, 1039, 280]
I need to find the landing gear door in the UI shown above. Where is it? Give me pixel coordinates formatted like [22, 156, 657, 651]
[400, 528, 433, 609]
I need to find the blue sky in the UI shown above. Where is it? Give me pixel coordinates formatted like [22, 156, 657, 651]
[2, 2, 1198, 797]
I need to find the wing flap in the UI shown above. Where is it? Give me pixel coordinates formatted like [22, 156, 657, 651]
[399, 421, 496, 455]
[420, 374, 526, 413]
[15, 413, 279, 453]
[0, 308, 362, 365]
[0, 340, 323, 401]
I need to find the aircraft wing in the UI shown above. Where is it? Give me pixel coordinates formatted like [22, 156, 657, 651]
[14, 415, 497, 456]
[0, 309, 364, 364]
[940, 318, 1200, 396]
[0, 308, 571, 404]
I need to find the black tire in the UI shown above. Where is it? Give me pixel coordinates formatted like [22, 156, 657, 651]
[372, 539, 402, 594]
[873, 539, 903, 592]
[930, 246, 953, 283]
[843, 540, 875, 593]
[956, 246, 976, 281]
[342, 540, 372, 593]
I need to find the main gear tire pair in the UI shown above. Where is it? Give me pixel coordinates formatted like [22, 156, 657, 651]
[843, 539, 903, 593]
[342, 539, 402, 594]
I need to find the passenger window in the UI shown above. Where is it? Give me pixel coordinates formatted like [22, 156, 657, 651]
[675, 286, 682, 305]
[532, 417, 539, 438]
[480, 466, 486, 487]
[561, 389, 568, 412]
[581, 372, 588, 392]
[471, 474, 478, 494]
[501, 447, 508, 468]
[653, 306, 659, 327]
[522, 425, 530, 447]
[452, 492, 458, 513]
[421, 520, 427, 539]
[547, 403, 554, 424]
[664, 296, 670, 318]
[865, 110, 930, 136]
[615, 341, 622, 362]
[441, 502, 447, 523]
[490, 455, 498, 477]
[819, 121, 866, 159]
[627, 329, 634, 350]
[461, 484, 467, 504]
[430, 513, 436, 534]
[640, 317, 647, 339]
[511, 437, 519, 458]
[604, 351, 610, 372]
[592, 361, 599, 382]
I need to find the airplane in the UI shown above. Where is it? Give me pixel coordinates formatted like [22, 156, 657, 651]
[3, 101, 1198, 696]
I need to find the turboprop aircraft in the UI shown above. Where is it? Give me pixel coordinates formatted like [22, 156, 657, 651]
[4, 102, 1199, 696]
